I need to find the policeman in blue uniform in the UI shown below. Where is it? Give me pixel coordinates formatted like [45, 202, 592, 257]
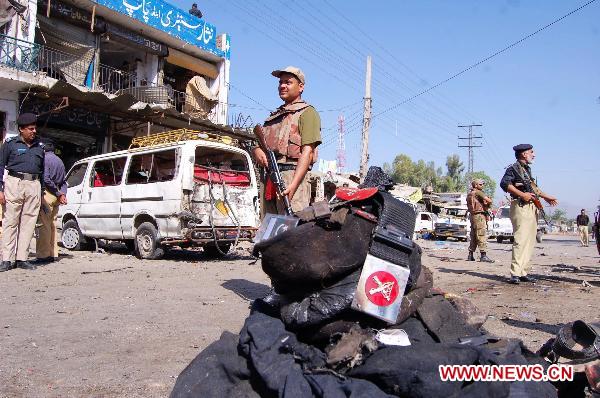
[0, 113, 45, 271]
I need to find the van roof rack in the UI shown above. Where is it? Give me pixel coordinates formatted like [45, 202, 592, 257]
[129, 129, 237, 149]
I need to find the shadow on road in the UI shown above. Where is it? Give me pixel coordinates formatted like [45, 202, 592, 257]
[437, 266, 600, 287]
[500, 318, 562, 335]
[222, 279, 271, 301]
[437, 268, 509, 284]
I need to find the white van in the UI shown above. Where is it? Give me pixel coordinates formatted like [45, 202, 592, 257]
[58, 130, 260, 259]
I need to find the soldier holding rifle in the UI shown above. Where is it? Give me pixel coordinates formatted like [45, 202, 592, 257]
[253, 66, 321, 216]
[500, 144, 558, 285]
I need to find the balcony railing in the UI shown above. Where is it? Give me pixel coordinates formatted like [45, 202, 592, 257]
[0, 34, 226, 123]
[0, 34, 40, 72]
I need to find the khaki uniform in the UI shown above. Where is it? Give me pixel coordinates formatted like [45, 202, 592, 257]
[578, 225, 589, 247]
[469, 213, 488, 252]
[466, 188, 488, 253]
[36, 190, 60, 258]
[261, 170, 311, 215]
[509, 200, 538, 277]
[260, 100, 321, 216]
[2, 175, 41, 261]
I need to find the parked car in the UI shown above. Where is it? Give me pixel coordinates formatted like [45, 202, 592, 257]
[58, 130, 260, 259]
[414, 211, 437, 238]
[490, 206, 513, 243]
[434, 207, 470, 241]
[490, 205, 545, 243]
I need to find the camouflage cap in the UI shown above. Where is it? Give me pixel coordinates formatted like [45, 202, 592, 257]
[271, 66, 305, 84]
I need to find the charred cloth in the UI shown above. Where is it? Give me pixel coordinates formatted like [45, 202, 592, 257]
[171, 169, 588, 397]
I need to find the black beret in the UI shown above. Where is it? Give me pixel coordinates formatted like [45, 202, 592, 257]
[17, 113, 37, 126]
[513, 144, 533, 153]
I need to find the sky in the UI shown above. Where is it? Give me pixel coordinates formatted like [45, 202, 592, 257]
[175, 0, 599, 218]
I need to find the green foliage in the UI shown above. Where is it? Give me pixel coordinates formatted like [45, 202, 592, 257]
[549, 209, 568, 223]
[386, 153, 496, 203]
[464, 171, 496, 199]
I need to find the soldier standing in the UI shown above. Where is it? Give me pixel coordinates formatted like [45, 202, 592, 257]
[500, 144, 557, 285]
[466, 179, 495, 263]
[253, 66, 321, 215]
[575, 209, 590, 247]
[35, 137, 67, 264]
[0, 113, 45, 272]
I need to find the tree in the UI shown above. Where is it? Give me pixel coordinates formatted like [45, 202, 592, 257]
[549, 209, 568, 224]
[464, 171, 496, 200]
[446, 154, 464, 179]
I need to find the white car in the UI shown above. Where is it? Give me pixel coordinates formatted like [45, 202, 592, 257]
[414, 211, 437, 237]
[491, 206, 545, 243]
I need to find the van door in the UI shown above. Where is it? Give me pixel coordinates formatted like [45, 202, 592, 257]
[77, 157, 127, 239]
[60, 162, 88, 220]
[120, 148, 181, 239]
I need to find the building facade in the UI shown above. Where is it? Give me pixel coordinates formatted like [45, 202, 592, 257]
[0, 0, 232, 169]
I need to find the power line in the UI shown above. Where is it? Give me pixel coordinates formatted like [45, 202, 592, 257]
[372, 0, 598, 119]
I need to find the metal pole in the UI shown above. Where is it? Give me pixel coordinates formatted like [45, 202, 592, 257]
[359, 56, 372, 181]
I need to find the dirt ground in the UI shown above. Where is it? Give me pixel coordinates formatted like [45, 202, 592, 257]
[0, 234, 598, 397]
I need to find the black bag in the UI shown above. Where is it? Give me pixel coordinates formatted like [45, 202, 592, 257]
[256, 213, 376, 295]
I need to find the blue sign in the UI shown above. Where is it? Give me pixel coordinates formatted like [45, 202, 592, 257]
[94, 0, 228, 59]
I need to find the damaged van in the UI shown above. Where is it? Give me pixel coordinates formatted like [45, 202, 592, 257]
[58, 129, 260, 259]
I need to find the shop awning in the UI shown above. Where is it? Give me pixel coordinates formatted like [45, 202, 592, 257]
[166, 48, 219, 79]
[31, 80, 252, 140]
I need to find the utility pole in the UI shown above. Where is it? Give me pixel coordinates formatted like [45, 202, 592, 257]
[336, 114, 346, 174]
[359, 56, 372, 181]
[458, 123, 483, 175]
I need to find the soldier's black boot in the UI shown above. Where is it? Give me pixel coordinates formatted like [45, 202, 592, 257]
[480, 252, 495, 263]
[467, 251, 475, 261]
[0, 261, 15, 272]
[15, 261, 37, 270]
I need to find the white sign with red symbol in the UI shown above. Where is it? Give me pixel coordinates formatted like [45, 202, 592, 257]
[351, 254, 410, 323]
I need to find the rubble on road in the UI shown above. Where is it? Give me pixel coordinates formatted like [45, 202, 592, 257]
[170, 168, 598, 398]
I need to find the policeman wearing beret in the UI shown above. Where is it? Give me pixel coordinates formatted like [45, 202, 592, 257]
[0, 113, 45, 271]
[500, 144, 557, 284]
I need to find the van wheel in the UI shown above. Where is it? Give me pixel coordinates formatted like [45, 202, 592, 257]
[203, 243, 231, 257]
[134, 222, 164, 260]
[61, 220, 88, 251]
[496, 237, 504, 243]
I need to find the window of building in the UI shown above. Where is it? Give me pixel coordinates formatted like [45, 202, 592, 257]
[126, 149, 177, 184]
[66, 163, 88, 187]
[194, 147, 250, 187]
[90, 157, 127, 187]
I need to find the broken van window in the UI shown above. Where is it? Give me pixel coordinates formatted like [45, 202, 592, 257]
[194, 146, 250, 186]
[90, 157, 127, 187]
[126, 148, 177, 184]
[66, 163, 87, 187]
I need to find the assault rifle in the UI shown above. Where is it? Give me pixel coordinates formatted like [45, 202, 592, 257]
[253, 125, 294, 216]
[512, 163, 548, 222]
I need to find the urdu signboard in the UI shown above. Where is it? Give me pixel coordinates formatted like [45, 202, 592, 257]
[95, 0, 228, 59]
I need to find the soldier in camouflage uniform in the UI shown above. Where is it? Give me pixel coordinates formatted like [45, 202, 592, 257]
[467, 179, 495, 263]
[253, 66, 321, 216]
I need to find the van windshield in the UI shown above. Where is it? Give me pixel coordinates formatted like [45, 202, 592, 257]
[194, 147, 250, 187]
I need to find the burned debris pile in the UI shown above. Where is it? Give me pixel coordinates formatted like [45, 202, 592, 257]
[171, 169, 596, 398]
